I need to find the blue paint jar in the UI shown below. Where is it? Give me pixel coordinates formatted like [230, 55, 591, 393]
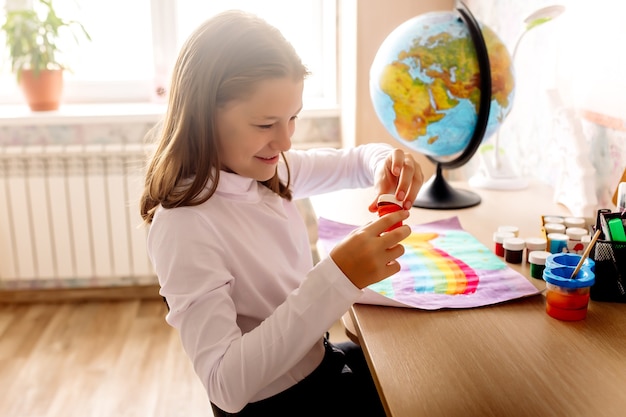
[547, 233, 569, 254]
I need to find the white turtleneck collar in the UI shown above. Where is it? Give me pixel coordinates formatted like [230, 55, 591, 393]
[214, 170, 266, 202]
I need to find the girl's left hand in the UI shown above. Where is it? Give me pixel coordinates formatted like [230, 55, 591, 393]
[368, 148, 424, 212]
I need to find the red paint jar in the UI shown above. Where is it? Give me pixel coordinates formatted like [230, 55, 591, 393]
[377, 194, 403, 232]
[493, 231, 515, 257]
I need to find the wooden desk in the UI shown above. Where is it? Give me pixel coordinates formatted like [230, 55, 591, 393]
[311, 182, 626, 417]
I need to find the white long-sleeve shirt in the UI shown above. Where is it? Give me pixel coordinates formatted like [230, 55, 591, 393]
[147, 144, 392, 413]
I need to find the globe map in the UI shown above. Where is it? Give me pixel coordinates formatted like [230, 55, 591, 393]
[370, 11, 515, 158]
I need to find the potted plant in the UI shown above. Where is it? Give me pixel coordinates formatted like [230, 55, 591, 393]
[1, 0, 90, 111]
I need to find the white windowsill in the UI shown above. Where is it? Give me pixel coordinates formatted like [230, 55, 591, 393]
[0, 101, 340, 126]
[0, 102, 167, 126]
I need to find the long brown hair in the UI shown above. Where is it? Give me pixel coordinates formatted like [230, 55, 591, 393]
[140, 10, 309, 223]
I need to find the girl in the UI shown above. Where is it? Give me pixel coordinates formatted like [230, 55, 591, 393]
[140, 10, 423, 416]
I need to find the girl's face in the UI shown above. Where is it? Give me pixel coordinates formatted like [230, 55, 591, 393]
[215, 77, 303, 181]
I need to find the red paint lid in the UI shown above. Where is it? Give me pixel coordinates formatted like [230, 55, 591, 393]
[377, 194, 403, 206]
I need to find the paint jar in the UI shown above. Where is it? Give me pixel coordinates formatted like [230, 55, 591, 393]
[547, 233, 569, 254]
[493, 231, 515, 257]
[543, 216, 564, 225]
[498, 225, 519, 237]
[503, 237, 525, 264]
[544, 222, 566, 235]
[528, 250, 551, 280]
[525, 237, 547, 262]
[543, 266, 595, 321]
[546, 253, 595, 273]
[564, 216, 586, 229]
[565, 227, 588, 254]
[579, 234, 591, 255]
[377, 194, 403, 232]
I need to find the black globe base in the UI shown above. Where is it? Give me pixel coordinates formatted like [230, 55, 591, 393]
[413, 165, 481, 210]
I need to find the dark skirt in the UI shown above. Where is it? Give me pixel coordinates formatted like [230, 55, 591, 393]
[210, 337, 386, 417]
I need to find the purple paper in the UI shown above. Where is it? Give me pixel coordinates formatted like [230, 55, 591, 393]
[318, 216, 541, 310]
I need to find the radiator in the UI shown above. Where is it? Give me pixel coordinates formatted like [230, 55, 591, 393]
[0, 144, 156, 289]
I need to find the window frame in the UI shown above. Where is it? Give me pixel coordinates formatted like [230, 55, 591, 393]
[0, 0, 338, 113]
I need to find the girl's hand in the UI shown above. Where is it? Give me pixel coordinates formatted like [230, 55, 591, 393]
[368, 149, 424, 212]
[330, 210, 411, 289]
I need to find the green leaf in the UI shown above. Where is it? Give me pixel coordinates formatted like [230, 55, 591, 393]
[1, 0, 91, 80]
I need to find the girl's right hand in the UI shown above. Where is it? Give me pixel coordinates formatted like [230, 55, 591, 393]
[329, 210, 411, 289]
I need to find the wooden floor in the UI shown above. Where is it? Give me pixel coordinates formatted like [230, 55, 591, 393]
[0, 299, 214, 417]
[0, 299, 349, 417]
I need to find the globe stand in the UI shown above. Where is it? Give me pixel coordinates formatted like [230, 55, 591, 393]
[414, 163, 481, 209]
[413, 2, 492, 210]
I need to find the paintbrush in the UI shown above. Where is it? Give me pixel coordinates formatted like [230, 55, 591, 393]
[570, 229, 601, 279]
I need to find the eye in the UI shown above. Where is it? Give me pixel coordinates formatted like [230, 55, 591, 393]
[256, 124, 274, 129]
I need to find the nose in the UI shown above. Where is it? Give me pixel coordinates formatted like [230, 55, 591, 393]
[270, 123, 292, 151]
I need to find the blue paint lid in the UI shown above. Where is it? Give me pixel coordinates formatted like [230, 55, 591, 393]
[546, 253, 595, 272]
[543, 266, 595, 288]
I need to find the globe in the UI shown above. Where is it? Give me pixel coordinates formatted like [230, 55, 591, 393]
[369, 6, 515, 209]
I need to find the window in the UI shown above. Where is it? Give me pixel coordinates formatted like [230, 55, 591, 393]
[0, 0, 337, 110]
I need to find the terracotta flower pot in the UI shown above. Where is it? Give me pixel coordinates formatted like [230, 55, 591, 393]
[19, 69, 64, 111]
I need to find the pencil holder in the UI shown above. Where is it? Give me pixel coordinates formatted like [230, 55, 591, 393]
[590, 210, 626, 303]
[590, 239, 626, 303]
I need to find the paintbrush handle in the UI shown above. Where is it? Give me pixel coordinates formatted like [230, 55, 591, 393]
[571, 229, 602, 279]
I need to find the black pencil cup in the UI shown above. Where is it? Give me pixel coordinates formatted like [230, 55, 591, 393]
[590, 239, 626, 303]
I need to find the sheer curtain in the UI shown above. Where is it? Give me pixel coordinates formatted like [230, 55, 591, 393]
[466, 0, 626, 216]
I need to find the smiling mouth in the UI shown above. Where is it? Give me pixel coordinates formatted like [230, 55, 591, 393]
[256, 155, 279, 161]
